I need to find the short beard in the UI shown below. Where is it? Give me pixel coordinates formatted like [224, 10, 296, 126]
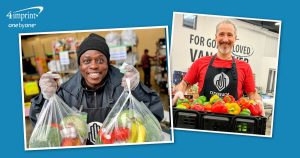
[218, 47, 232, 55]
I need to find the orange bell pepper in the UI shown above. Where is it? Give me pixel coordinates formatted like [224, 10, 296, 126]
[182, 103, 191, 109]
[204, 103, 212, 112]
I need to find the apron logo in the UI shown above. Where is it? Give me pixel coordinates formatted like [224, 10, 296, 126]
[88, 122, 102, 144]
[213, 72, 229, 91]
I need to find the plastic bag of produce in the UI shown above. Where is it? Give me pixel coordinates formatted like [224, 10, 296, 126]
[29, 94, 88, 148]
[96, 79, 162, 144]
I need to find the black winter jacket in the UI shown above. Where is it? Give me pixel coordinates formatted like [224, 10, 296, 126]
[29, 66, 164, 127]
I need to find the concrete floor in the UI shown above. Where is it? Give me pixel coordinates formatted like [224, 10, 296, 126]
[265, 109, 273, 136]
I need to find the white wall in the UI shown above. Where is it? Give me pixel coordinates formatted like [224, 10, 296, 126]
[170, 12, 280, 92]
[260, 57, 278, 93]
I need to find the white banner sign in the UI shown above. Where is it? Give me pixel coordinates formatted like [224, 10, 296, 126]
[109, 46, 127, 61]
[59, 51, 70, 65]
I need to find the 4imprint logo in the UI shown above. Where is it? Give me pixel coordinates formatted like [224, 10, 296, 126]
[6, 6, 44, 29]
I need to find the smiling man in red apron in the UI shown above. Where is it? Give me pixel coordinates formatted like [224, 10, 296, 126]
[173, 20, 264, 116]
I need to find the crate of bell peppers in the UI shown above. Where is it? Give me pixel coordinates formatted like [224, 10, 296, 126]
[173, 94, 266, 135]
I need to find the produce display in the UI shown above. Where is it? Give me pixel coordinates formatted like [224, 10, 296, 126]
[96, 89, 163, 145]
[176, 94, 263, 116]
[29, 94, 88, 148]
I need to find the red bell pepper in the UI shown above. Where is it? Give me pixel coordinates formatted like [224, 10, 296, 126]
[237, 97, 250, 109]
[191, 104, 205, 112]
[223, 95, 235, 103]
[248, 104, 262, 116]
[211, 102, 228, 114]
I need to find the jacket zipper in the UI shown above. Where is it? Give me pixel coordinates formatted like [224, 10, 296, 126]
[94, 92, 97, 108]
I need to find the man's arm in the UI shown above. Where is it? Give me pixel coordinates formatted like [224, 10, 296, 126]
[175, 80, 191, 92]
[172, 80, 192, 106]
[247, 91, 262, 100]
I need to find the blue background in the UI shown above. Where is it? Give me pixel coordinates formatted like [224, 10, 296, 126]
[0, 0, 298, 157]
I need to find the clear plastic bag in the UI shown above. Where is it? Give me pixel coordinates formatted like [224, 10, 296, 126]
[29, 94, 88, 148]
[105, 32, 121, 46]
[121, 30, 137, 46]
[96, 79, 162, 144]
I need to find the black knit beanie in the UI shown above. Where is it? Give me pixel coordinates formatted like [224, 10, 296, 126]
[77, 33, 110, 65]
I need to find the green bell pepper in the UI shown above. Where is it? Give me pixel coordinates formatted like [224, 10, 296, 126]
[239, 108, 251, 116]
[198, 96, 207, 103]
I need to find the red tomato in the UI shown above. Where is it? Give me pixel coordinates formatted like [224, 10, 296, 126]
[98, 129, 115, 144]
[113, 128, 130, 141]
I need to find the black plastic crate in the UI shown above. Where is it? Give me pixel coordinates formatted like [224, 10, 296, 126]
[232, 116, 267, 135]
[173, 108, 267, 135]
[201, 113, 233, 132]
[173, 108, 201, 129]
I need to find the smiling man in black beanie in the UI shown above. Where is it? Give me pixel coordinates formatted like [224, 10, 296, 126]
[77, 33, 110, 65]
[30, 33, 164, 145]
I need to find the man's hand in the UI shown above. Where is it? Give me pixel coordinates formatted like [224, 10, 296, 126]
[121, 64, 140, 91]
[255, 100, 266, 117]
[172, 80, 191, 106]
[172, 91, 185, 106]
[39, 72, 61, 100]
